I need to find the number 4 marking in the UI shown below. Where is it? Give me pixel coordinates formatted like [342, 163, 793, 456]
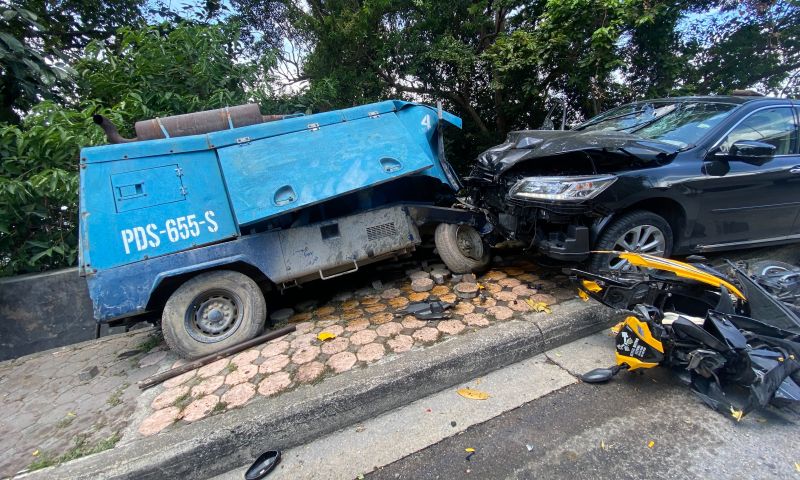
[421, 114, 431, 130]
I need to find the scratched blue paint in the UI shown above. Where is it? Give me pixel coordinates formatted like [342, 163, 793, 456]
[79, 100, 461, 321]
[86, 230, 286, 320]
[79, 150, 239, 271]
[218, 113, 437, 225]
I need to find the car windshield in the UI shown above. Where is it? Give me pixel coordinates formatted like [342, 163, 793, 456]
[575, 101, 738, 148]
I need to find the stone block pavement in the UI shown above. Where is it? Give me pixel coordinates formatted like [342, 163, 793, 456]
[0, 255, 577, 478]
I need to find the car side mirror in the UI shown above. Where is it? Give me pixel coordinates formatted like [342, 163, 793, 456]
[702, 158, 730, 177]
[724, 140, 777, 165]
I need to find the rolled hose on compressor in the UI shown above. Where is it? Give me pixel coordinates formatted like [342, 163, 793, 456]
[92, 104, 286, 144]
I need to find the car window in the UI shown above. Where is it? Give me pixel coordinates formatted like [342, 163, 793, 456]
[633, 103, 735, 148]
[576, 102, 672, 132]
[575, 101, 738, 148]
[719, 107, 799, 155]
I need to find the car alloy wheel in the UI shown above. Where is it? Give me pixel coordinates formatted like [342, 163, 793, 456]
[608, 225, 667, 271]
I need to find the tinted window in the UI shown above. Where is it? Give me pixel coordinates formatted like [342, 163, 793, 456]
[719, 107, 798, 155]
[575, 101, 737, 148]
[633, 103, 735, 148]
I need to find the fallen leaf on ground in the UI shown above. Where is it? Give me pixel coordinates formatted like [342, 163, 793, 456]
[465, 448, 475, 453]
[317, 332, 336, 341]
[600, 440, 607, 450]
[647, 441, 655, 448]
[730, 406, 744, 422]
[457, 388, 490, 400]
[524, 299, 551, 313]
[32, 450, 39, 457]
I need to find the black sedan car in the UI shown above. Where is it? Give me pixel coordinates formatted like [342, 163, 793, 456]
[466, 95, 800, 271]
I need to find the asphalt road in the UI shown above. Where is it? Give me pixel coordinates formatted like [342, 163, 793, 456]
[368, 366, 800, 480]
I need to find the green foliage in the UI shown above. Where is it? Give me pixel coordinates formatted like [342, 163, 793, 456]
[0, 102, 101, 275]
[278, 0, 800, 171]
[678, 1, 800, 94]
[0, 21, 280, 276]
[0, 0, 145, 124]
[28, 432, 121, 471]
[77, 22, 275, 129]
[2, 0, 800, 277]
[0, 5, 76, 123]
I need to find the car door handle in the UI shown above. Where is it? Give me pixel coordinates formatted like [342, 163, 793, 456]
[791, 166, 800, 174]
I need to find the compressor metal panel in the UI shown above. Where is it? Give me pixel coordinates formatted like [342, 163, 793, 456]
[79, 150, 238, 271]
[111, 164, 186, 213]
[217, 113, 435, 226]
[276, 205, 419, 281]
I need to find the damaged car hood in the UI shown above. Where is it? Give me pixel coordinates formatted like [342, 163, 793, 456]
[477, 129, 682, 177]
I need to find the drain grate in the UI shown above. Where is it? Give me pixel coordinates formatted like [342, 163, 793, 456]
[366, 222, 398, 241]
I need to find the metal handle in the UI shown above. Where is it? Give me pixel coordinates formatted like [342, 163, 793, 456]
[117, 183, 145, 200]
[318, 260, 358, 280]
[790, 166, 800, 174]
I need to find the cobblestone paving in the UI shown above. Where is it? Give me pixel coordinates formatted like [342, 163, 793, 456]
[135, 259, 574, 436]
[0, 328, 178, 478]
[0, 256, 574, 477]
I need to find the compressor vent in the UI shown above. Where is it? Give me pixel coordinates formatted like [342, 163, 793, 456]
[366, 222, 397, 241]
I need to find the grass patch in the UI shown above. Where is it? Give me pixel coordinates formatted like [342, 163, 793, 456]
[172, 392, 193, 410]
[184, 376, 202, 390]
[225, 363, 238, 373]
[211, 401, 228, 414]
[55, 412, 76, 429]
[136, 334, 162, 354]
[106, 383, 128, 407]
[28, 432, 121, 472]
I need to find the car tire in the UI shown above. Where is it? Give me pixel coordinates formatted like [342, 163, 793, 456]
[434, 223, 490, 274]
[749, 260, 799, 276]
[590, 210, 673, 272]
[162, 270, 266, 359]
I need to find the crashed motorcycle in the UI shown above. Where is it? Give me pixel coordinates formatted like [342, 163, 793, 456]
[573, 252, 800, 420]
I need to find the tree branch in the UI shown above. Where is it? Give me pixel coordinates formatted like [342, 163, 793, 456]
[376, 67, 490, 134]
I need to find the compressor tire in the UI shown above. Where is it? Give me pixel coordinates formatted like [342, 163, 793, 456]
[162, 270, 266, 359]
[434, 223, 490, 274]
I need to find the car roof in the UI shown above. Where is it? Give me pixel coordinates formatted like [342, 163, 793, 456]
[632, 95, 792, 106]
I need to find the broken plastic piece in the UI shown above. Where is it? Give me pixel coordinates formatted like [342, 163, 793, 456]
[404, 295, 453, 320]
[465, 448, 476, 461]
[245, 450, 281, 480]
[580, 365, 624, 383]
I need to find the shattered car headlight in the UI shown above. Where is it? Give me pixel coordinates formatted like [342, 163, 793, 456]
[509, 175, 617, 202]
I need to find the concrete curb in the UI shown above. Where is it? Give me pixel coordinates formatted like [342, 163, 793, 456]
[22, 299, 620, 480]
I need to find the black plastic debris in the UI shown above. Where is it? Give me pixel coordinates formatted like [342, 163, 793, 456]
[403, 295, 453, 320]
[571, 253, 800, 421]
[245, 450, 281, 480]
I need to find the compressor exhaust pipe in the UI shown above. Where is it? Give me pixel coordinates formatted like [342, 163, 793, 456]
[93, 104, 285, 144]
[93, 114, 136, 144]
